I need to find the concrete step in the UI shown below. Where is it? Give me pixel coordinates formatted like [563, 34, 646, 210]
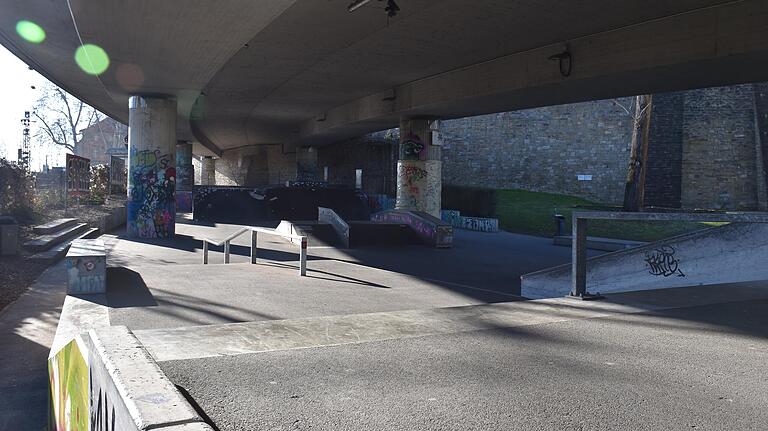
[348, 222, 418, 247]
[553, 235, 645, 252]
[23, 223, 90, 252]
[30, 228, 100, 263]
[32, 218, 77, 235]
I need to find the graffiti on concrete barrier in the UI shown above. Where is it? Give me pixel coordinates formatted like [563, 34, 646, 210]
[644, 246, 685, 277]
[400, 134, 424, 160]
[49, 339, 89, 431]
[398, 164, 428, 210]
[90, 374, 116, 431]
[66, 255, 106, 294]
[127, 148, 175, 238]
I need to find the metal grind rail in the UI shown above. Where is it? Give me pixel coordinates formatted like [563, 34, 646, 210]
[199, 226, 308, 276]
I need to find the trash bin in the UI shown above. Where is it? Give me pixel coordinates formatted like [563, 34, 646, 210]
[0, 216, 19, 256]
[553, 213, 566, 237]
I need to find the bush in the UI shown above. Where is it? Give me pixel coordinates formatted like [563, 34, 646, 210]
[441, 185, 498, 217]
[0, 158, 35, 220]
[88, 164, 109, 205]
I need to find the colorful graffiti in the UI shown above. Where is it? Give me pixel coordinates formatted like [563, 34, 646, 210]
[400, 134, 424, 160]
[49, 339, 89, 431]
[66, 255, 106, 294]
[441, 210, 499, 233]
[175, 144, 193, 192]
[176, 191, 193, 212]
[127, 148, 175, 238]
[372, 210, 453, 247]
[66, 154, 91, 198]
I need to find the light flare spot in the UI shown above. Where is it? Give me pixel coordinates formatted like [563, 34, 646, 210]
[16, 20, 46, 44]
[74, 44, 110, 75]
[116, 63, 145, 91]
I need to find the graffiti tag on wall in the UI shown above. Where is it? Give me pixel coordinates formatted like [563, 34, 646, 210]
[128, 149, 175, 238]
[644, 246, 685, 277]
[400, 134, 424, 160]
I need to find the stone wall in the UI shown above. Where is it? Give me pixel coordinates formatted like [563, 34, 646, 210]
[680, 84, 759, 210]
[209, 145, 298, 187]
[438, 99, 635, 204]
[645, 92, 684, 208]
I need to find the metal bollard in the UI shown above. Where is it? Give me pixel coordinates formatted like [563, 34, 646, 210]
[250, 230, 258, 264]
[202, 241, 208, 264]
[299, 237, 307, 276]
[224, 240, 230, 264]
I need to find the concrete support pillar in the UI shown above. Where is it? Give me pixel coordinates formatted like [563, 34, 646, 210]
[175, 141, 194, 211]
[296, 146, 319, 181]
[201, 156, 216, 185]
[127, 96, 177, 238]
[395, 118, 441, 218]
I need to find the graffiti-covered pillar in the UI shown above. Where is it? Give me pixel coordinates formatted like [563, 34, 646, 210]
[175, 141, 194, 211]
[127, 96, 177, 238]
[395, 118, 441, 218]
[201, 156, 216, 185]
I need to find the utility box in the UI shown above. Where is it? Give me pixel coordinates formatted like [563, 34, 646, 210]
[0, 216, 19, 256]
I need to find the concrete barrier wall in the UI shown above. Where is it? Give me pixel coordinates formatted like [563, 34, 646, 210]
[49, 326, 213, 431]
[93, 205, 127, 234]
[371, 210, 453, 247]
[521, 223, 768, 299]
[441, 210, 499, 233]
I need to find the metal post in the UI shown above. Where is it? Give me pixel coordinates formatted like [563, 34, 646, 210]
[250, 230, 258, 264]
[299, 237, 307, 276]
[202, 241, 208, 264]
[571, 215, 587, 297]
[570, 215, 602, 300]
[224, 240, 230, 264]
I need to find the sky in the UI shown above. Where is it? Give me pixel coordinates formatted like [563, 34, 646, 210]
[0, 44, 65, 170]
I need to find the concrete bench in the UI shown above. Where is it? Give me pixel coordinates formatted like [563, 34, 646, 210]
[65, 239, 106, 294]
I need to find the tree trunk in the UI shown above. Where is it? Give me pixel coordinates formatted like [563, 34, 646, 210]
[623, 94, 653, 211]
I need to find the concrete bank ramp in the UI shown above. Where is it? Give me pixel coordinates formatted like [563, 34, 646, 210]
[522, 223, 768, 299]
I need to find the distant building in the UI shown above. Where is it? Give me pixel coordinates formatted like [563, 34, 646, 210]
[75, 117, 127, 165]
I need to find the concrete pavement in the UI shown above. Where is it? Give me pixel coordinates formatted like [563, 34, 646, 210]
[0, 262, 67, 431]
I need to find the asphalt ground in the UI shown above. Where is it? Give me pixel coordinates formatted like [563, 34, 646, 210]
[159, 288, 768, 431]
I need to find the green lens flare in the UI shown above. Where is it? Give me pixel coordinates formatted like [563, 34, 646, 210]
[16, 20, 46, 44]
[74, 44, 110, 75]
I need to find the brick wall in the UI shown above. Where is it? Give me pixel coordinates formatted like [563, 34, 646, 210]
[439, 99, 634, 204]
[645, 92, 684, 208]
[680, 85, 758, 210]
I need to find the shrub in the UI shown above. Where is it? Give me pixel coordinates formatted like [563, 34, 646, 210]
[0, 158, 36, 220]
[88, 164, 109, 205]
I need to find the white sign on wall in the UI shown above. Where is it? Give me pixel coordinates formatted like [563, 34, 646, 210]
[577, 175, 593, 181]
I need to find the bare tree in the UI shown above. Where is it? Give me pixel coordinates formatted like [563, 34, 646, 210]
[623, 94, 653, 211]
[32, 82, 102, 153]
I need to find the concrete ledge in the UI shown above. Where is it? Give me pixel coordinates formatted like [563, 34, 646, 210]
[50, 294, 110, 358]
[81, 326, 206, 430]
[371, 210, 453, 247]
[93, 205, 127, 234]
